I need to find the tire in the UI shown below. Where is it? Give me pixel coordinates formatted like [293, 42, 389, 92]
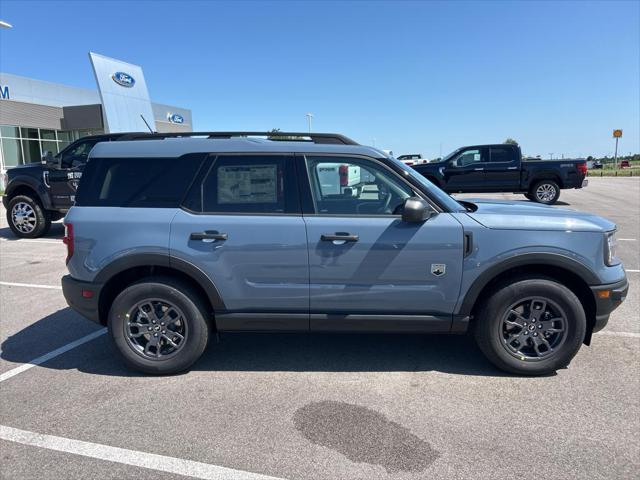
[530, 180, 560, 205]
[6, 195, 51, 238]
[474, 278, 586, 376]
[524, 193, 534, 201]
[108, 277, 211, 375]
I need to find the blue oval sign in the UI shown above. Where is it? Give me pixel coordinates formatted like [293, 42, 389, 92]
[111, 72, 135, 88]
[168, 113, 184, 124]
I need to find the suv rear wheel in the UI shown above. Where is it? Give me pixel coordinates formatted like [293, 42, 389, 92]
[108, 277, 211, 374]
[7, 195, 51, 238]
[474, 278, 586, 375]
[530, 180, 560, 205]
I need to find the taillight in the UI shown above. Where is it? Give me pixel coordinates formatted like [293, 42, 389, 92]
[63, 223, 74, 264]
[339, 165, 348, 186]
[578, 162, 587, 175]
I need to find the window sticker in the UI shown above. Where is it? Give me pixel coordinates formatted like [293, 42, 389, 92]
[217, 165, 278, 204]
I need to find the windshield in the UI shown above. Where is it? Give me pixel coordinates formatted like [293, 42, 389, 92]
[441, 148, 463, 163]
[388, 156, 466, 212]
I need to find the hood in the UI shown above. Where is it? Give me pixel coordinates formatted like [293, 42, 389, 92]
[7, 163, 44, 175]
[464, 199, 616, 233]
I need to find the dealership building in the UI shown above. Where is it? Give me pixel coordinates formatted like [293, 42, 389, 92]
[0, 53, 193, 175]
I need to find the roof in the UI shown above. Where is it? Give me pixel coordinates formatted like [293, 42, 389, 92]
[90, 136, 386, 159]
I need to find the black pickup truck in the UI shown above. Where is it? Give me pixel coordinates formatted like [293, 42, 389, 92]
[2, 133, 139, 238]
[413, 144, 588, 204]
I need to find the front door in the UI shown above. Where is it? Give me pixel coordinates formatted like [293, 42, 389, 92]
[300, 155, 464, 332]
[442, 147, 489, 192]
[48, 138, 99, 209]
[170, 153, 309, 331]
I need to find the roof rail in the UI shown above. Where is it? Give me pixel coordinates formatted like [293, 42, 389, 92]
[120, 131, 359, 145]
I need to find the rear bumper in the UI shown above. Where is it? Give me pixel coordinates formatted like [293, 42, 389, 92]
[590, 277, 628, 333]
[61, 275, 103, 324]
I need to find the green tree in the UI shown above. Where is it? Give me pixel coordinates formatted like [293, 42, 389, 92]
[504, 138, 519, 145]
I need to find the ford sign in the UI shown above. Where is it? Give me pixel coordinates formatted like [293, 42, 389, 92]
[111, 72, 135, 88]
[168, 113, 184, 124]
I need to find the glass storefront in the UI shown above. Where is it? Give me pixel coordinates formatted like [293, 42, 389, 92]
[0, 125, 104, 169]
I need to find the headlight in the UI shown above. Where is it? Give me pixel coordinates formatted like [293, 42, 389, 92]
[605, 231, 619, 266]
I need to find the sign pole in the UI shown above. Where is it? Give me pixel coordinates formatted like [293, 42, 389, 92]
[614, 137, 619, 169]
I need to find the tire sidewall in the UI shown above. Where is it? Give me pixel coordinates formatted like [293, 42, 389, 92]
[7, 195, 51, 238]
[531, 180, 560, 205]
[108, 279, 210, 374]
[477, 279, 586, 375]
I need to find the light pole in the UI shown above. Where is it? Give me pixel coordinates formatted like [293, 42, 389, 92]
[305, 113, 313, 133]
[549, 153, 554, 160]
[0, 20, 12, 29]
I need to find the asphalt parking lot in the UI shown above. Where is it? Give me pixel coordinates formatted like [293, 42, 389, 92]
[0, 176, 638, 480]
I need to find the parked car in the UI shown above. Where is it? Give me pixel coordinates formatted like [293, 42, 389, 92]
[592, 160, 603, 169]
[620, 160, 631, 168]
[413, 144, 588, 204]
[62, 132, 627, 376]
[2, 133, 148, 238]
[397, 154, 425, 166]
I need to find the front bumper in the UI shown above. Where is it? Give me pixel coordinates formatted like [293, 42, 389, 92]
[61, 275, 103, 324]
[590, 277, 628, 333]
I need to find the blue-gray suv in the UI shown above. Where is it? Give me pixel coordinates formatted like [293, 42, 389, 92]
[61, 132, 628, 375]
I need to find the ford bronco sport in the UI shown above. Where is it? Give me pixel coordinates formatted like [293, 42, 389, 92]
[61, 132, 628, 375]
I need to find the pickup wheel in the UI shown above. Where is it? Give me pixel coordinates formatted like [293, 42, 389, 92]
[474, 278, 586, 375]
[530, 180, 560, 205]
[6, 195, 51, 238]
[108, 277, 211, 375]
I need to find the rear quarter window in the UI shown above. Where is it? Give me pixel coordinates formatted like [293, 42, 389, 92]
[75, 154, 205, 207]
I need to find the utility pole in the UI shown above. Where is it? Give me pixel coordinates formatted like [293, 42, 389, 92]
[549, 153, 554, 160]
[305, 113, 313, 133]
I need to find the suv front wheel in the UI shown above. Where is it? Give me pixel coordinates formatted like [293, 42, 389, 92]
[108, 277, 211, 374]
[474, 278, 586, 375]
[7, 195, 51, 238]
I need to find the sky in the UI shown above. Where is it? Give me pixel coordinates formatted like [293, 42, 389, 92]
[0, 0, 638, 158]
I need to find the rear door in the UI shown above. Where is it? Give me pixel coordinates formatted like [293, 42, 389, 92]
[483, 145, 521, 191]
[170, 153, 310, 331]
[441, 147, 489, 192]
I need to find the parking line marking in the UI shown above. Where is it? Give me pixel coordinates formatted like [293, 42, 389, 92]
[0, 328, 107, 383]
[0, 281, 62, 290]
[618, 238, 637, 241]
[0, 425, 287, 480]
[626, 269, 640, 273]
[596, 331, 640, 338]
[0, 238, 61, 244]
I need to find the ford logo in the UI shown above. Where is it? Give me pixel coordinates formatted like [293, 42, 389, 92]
[112, 72, 135, 88]
[168, 113, 184, 124]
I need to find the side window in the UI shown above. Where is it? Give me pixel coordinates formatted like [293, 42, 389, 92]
[60, 140, 99, 169]
[75, 154, 205, 208]
[199, 155, 297, 214]
[490, 147, 516, 163]
[305, 156, 413, 215]
[452, 149, 484, 167]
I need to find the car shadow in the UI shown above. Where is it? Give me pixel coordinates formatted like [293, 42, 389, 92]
[0, 222, 65, 240]
[1, 307, 518, 378]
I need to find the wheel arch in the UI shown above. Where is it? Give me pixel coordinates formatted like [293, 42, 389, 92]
[530, 173, 563, 189]
[5, 176, 52, 209]
[95, 254, 225, 328]
[459, 254, 598, 343]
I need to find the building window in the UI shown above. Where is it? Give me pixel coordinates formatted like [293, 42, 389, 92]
[0, 125, 105, 170]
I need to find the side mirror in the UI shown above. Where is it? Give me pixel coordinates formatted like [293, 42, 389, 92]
[41, 151, 58, 168]
[402, 196, 434, 223]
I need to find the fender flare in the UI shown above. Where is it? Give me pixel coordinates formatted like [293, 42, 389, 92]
[94, 252, 226, 311]
[5, 175, 53, 210]
[457, 252, 600, 317]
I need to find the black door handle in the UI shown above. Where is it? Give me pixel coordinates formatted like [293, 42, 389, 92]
[190, 230, 228, 241]
[321, 233, 359, 242]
